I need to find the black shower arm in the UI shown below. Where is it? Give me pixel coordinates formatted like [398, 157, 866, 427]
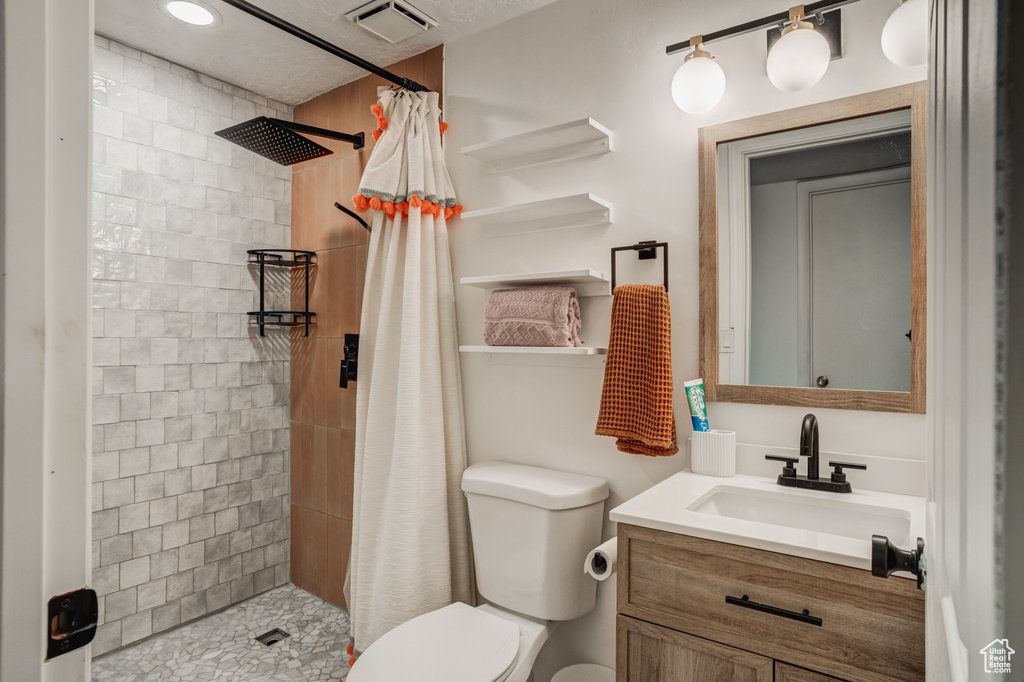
[335, 202, 371, 232]
[276, 120, 363, 147]
[217, 0, 428, 92]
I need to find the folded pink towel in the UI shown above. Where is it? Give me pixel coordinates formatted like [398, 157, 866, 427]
[484, 287, 582, 347]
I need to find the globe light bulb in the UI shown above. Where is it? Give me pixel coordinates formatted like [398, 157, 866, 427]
[671, 46, 726, 114]
[767, 20, 831, 93]
[882, 0, 928, 68]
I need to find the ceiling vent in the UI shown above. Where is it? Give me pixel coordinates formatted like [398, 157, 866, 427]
[345, 0, 438, 44]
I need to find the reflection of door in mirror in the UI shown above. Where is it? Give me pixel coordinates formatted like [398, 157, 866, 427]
[805, 168, 911, 391]
[718, 111, 912, 392]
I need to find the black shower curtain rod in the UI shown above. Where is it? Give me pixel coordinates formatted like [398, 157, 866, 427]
[216, 0, 429, 92]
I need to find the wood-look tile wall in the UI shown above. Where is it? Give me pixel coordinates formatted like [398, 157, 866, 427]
[289, 47, 444, 607]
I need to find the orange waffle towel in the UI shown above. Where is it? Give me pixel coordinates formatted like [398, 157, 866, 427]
[595, 284, 678, 456]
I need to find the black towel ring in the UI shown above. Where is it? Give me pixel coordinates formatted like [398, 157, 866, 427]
[610, 241, 669, 292]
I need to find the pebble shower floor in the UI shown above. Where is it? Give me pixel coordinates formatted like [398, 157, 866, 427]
[92, 584, 351, 681]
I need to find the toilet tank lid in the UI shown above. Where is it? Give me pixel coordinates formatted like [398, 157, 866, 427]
[462, 462, 609, 510]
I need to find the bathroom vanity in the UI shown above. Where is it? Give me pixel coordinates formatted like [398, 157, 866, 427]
[610, 472, 925, 682]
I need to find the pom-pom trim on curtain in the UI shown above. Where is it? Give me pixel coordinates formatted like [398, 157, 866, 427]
[354, 102, 464, 221]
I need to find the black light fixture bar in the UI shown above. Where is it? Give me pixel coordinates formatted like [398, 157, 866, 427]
[217, 0, 428, 92]
[665, 0, 863, 55]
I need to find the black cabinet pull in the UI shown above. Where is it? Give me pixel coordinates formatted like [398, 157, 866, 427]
[725, 594, 822, 627]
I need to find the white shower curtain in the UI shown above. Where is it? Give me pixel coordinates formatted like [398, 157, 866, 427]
[346, 88, 473, 653]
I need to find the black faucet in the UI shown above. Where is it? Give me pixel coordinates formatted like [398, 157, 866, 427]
[764, 413, 868, 493]
[800, 413, 819, 482]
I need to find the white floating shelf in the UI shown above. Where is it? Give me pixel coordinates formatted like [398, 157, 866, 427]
[460, 193, 612, 230]
[460, 268, 610, 297]
[461, 118, 612, 172]
[460, 345, 607, 356]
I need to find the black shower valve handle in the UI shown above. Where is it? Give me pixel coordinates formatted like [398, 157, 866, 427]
[765, 454, 799, 478]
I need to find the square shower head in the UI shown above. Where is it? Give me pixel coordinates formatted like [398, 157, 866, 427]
[216, 116, 334, 166]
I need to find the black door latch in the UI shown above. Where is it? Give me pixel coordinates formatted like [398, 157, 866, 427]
[340, 334, 358, 388]
[47, 588, 98, 659]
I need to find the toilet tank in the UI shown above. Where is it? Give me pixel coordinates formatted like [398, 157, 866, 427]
[461, 462, 609, 622]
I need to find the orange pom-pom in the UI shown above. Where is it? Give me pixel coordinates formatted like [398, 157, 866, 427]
[371, 129, 382, 142]
[346, 644, 354, 656]
[409, 194, 422, 208]
[383, 200, 395, 217]
[378, 117, 388, 131]
[352, 194, 368, 212]
[439, 121, 449, 135]
[370, 104, 383, 118]
[431, 203, 442, 217]
[396, 202, 409, 217]
[368, 196, 383, 211]
[444, 206, 454, 220]
[452, 204, 463, 216]
[349, 657, 356, 667]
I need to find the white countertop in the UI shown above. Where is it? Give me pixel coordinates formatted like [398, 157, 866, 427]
[609, 470, 926, 575]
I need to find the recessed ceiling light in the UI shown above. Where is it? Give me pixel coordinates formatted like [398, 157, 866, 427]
[166, 1, 216, 26]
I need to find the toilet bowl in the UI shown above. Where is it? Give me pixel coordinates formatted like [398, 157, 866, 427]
[347, 603, 551, 682]
[347, 461, 609, 682]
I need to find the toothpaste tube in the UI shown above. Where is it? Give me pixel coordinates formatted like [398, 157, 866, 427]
[684, 378, 710, 432]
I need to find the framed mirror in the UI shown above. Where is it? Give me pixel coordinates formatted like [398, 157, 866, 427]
[698, 83, 926, 413]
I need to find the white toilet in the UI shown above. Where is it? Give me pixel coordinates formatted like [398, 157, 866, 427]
[347, 461, 610, 682]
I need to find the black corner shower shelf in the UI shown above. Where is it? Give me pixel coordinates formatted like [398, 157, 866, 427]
[247, 249, 316, 337]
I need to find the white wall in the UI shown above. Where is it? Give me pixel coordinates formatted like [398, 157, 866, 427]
[445, 0, 926, 679]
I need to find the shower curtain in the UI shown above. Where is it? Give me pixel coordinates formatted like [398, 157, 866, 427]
[346, 88, 473, 653]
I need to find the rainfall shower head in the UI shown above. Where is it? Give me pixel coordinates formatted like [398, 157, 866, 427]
[215, 116, 365, 166]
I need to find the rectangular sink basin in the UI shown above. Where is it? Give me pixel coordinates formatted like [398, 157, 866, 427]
[687, 485, 912, 545]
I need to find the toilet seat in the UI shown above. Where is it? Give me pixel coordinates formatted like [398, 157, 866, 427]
[346, 602, 521, 682]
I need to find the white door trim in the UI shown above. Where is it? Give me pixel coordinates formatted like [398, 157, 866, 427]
[925, 0, 1002, 680]
[1, 0, 93, 679]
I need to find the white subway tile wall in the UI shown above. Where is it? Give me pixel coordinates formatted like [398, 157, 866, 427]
[91, 36, 293, 656]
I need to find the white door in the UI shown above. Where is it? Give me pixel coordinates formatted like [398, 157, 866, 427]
[802, 168, 913, 392]
[1, 0, 94, 680]
[925, 1, 1004, 681]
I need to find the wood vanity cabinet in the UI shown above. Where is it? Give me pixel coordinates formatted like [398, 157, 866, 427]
[615, 524, 925, 682]
[617, 615, 773, 681]
[775, 662, 847, 682]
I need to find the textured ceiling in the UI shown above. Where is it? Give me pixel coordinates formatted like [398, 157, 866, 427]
[95, 0, 559, 105]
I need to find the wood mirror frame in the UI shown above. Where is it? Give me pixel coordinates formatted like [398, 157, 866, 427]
[698, 83, 927, 414]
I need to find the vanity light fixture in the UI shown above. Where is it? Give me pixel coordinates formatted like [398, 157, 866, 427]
[165, 0, 218, 26]
[671, 35, 726, 114]
[666, 0, 926, 104]
[881, 0, 928, 67]
[766, 5, 832, 92]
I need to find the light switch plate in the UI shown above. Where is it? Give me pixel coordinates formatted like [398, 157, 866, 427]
[719, 328, 734, 352]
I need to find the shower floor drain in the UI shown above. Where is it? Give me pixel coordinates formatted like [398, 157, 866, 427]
[255, 628, 291, 646]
